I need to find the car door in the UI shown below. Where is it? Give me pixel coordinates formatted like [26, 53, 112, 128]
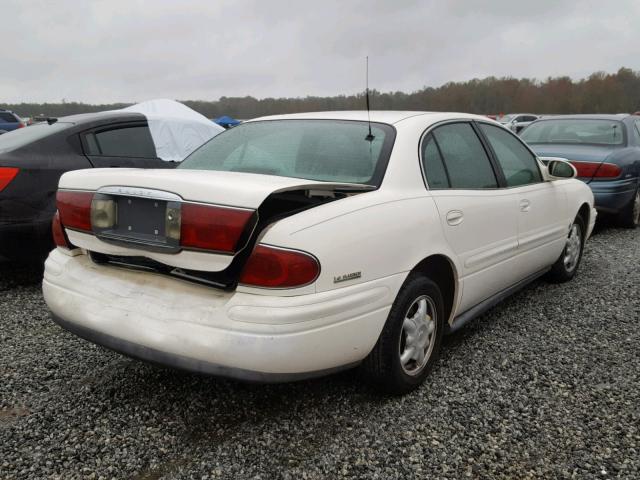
[477, 122, 568, 272]
[80, 123, 171, 169]
[421, 121, 521, 313]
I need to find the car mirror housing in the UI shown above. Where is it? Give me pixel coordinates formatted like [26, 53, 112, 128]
[540, 157, 577, 180]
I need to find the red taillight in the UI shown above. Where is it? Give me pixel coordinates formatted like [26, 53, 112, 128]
[17, 123, 25, 129]
[52, 211, 72, 248]
[181, 203, 254, 253]
[57, 191, 93, 232]
[593, 163, 622, 178]
[570, 161, 622, 178]
[0, 167, 19, 192]
[239, 244, 320, 288]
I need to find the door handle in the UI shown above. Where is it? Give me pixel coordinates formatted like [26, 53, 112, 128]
[520, 199, 531, 212]
[446, 210, 464, 226]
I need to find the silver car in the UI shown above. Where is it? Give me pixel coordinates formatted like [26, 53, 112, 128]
[498, 113, 540, 133]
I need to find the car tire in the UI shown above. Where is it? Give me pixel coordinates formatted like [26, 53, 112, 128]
[547, 215, 585, 283]
[361, 274, 444, 395]
[615, 187, 640, 229]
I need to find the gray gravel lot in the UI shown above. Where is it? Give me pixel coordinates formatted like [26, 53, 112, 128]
[0, 225, 638, 479]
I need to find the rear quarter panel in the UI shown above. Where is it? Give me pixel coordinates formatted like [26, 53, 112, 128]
[255, 188, 460, 295]
[0, 136, 92, 225]
[608, 147, 640, 179]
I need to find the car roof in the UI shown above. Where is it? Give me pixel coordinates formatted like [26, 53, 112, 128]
[249, 110, 488, 125]
[535, 114, 629, 121]
[58, 110, 145, 125]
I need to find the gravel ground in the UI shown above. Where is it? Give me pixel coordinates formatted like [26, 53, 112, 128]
[0, 224, 638, 480]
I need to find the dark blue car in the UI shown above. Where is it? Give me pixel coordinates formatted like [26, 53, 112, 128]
[0, 109, 24, 132]
[521, 114, 640, 228]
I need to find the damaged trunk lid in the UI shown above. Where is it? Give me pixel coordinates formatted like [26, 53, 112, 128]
[58, 168, 372, 288]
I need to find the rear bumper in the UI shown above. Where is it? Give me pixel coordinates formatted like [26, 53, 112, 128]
[588, 178, 638, 214]
[43, 249, 401, 381]
[0, 219, 52, 261]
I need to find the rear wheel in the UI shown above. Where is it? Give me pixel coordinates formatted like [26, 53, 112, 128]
[616, 187, 640, 229]
[361, 275, 444, 395]
[547, 215, 585, 283]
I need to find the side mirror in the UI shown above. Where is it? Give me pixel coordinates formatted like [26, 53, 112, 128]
[540, 157, 577, 180]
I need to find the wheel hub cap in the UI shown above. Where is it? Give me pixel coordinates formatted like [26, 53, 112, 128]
[563, 224, 582, 271]
[399, 296, 437, 376]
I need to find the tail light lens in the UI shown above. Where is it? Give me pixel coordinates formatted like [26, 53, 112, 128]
[593, 163, 622, 178]
[0, 167, 19, 192]
[17, 123, 25, 129]
[57, 191, 93, 232]
[181, 203, 254, 253]
[570, 161, 622, 178]
[52, 211, 72, 248]
[240, 244, 320, 288]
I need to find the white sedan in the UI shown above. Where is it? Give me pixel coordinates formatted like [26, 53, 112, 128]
[43, 111, 596, 394]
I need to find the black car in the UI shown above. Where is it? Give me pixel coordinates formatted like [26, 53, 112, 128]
[522, 114, 640, 227]
[0, 111, 175, 261]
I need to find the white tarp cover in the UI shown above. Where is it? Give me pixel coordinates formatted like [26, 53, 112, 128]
[122, 99, 224, 162]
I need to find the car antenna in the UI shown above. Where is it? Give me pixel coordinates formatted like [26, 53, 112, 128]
[365, 56, 375, 142]
[47, 117, 58, 125]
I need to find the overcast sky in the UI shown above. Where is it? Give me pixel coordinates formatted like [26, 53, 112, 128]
[2, 0, 638, 104]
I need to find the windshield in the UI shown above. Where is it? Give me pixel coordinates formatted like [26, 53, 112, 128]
[179, 119, 395, 186]
[521, 119, 625, 146]
[0, 122, 73, 154]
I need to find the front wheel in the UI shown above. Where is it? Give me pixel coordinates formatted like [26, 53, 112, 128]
[547, 216, 585, 283]
[361, 275, 444, 395]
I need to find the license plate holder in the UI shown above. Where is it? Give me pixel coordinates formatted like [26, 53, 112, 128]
[93, 195, 181, 252]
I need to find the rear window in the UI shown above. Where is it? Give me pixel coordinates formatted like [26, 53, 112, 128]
[0, 112, 19, 123]
[84, 125, 156, 158]
[0, 122, 74, 154]
[179, 120, 395, 186]
[521, 119, 625, 146]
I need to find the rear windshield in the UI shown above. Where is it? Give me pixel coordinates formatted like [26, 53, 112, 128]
[179, 120, 395, 186]
[0, 122, 73, 154]
[521, 119, 626, 146]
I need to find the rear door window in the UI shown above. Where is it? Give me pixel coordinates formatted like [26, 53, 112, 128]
[421, 134, 449, 189]
[431, 123, 498, 189]
[84, 125, 156, 158]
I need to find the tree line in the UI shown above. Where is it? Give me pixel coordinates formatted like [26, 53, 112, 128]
[3, 67, 639, 119]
